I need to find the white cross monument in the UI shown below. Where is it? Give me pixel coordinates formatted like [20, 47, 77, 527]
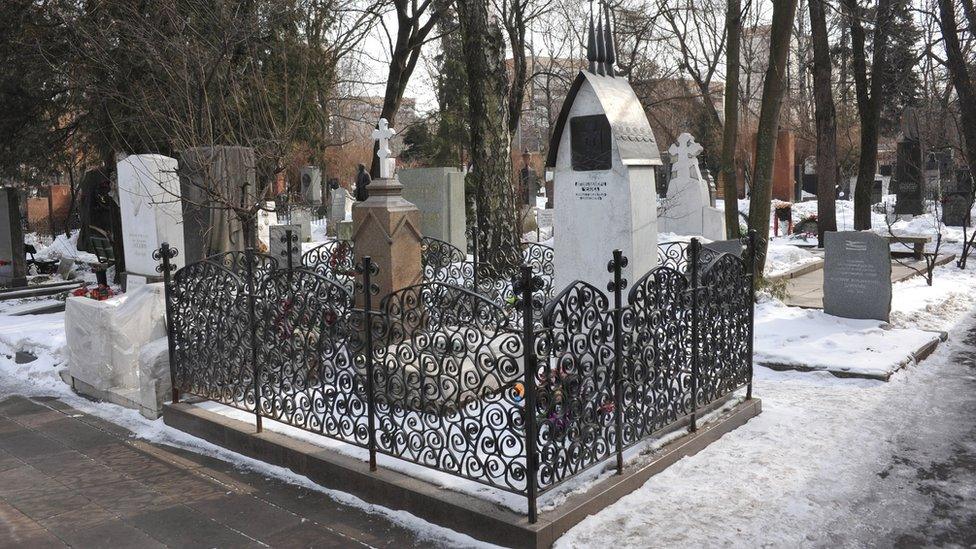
[660, 133, 726, 240]
[372, 118, 397, 178]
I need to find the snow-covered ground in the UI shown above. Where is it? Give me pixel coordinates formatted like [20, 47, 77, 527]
[557, 313, 976, 548]
[2, 198, 976, 546]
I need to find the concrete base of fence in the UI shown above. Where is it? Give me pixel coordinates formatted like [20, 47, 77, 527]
[163, 397, 762, 548]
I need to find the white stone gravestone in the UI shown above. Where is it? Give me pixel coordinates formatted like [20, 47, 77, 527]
[117, 155, 186, 285]
[300, 166, 323, 204]
[399, 167, 467, 249]
[269, 224, 302, 267]
[659, 133, 726, 241]
[291, 209, 313, 242]
[328, 189, 353, 236]
[546, 6, 660, 291]
[256, 202, 278, 252]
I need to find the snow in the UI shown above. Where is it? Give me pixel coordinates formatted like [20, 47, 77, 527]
[0, 315, 495, 549]
[3, 196, 976, 546]
[764, 241, 820, 278]
[556, 313, 976, 548]
[754, 301, 939, 378]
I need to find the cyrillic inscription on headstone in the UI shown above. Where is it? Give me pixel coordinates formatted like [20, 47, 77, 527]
[823, 231, 891, 322]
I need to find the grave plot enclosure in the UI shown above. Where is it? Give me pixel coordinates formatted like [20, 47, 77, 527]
[158, 234, 756, 522]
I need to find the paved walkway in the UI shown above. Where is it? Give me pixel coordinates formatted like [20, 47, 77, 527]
[0, 396, 427, 548]
[783, 253, 955, 308]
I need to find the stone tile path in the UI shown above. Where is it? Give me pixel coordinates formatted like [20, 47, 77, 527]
[0, 396, 428, 548]
[783, 253, 956, 309]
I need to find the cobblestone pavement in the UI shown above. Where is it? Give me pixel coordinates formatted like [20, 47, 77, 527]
[0, 395, 428, 548]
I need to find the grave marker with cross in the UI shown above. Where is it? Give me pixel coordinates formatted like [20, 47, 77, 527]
[372, 118, 397, 179]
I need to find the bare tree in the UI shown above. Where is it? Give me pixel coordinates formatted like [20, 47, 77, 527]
[809, 0, 839, 245]
[721, 0, 744, 237]
[748, 0, 799, 273]
[456, 0, 522, 270]
[843, 0, 894, 230]
[371, 0, 447, 177]
[55, 0, 378, 249]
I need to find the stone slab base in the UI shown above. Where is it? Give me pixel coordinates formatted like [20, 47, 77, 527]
[59, 370, 161, 419]
[163, 398, 761, 548]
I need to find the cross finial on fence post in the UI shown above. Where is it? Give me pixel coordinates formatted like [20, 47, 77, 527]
[606, 249, 628, 474]
[154, 243, 180, 404]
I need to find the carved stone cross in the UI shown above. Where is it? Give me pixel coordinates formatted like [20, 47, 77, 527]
[372, 118, 396, 179]
[668, 132, 703, 182]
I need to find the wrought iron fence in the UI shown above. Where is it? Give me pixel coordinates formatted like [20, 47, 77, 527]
[157, 231, 756, 523]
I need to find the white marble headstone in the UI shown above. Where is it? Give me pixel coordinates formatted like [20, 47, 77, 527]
[118, 154, 186, 279]
[269, 224, 302, 267]
[256, 202, 278, 251]
[659, 133, 726, 241]
[552, 75, 659, 291]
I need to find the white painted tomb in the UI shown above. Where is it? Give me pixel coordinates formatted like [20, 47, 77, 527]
[546, 3, 660, 291]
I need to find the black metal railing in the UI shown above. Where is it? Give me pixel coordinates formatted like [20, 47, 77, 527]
[157, 230, 757, 523]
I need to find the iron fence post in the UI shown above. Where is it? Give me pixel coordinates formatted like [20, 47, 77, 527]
[607, 250, 627, 475]
[156, 243, 179, 404]
[472, 223, 480, 292]
[284, 229, 295, 282]
[746, 229, 757, 400]
[360, 257, 378, 471]
[519, 264, 539, 524]
[689, 238, 700, 432]
[244, 246, 262, 433]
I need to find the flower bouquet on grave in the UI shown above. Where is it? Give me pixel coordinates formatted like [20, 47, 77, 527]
[71, 284, 115, 301]
[792, 213, 818, 239]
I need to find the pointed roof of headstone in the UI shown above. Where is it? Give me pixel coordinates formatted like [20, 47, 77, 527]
[546, 1, 660, 168]
[584, 1, 617, 78]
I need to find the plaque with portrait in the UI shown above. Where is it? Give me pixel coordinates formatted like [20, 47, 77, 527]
[570, 114, 612, 171]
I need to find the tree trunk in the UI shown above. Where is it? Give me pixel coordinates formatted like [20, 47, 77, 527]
[721, 0, 742, 238]
[809, 0, 839, 246]
[844, 0, 891, 230]
[747, 0, 798, 274]
[456, 0, 521, 272]
[506, 0, 528, 139]
[938, 0, 976, 188]
[369, 6, 441, 178]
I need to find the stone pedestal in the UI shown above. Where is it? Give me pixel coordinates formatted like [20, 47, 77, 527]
[771, 129, 796, 201]
[352, 177, 422, 306]
[0, 187, 26, 288]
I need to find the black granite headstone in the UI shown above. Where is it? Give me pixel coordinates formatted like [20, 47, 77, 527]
[942, 194, 969, 226]
[894, 140, 924, 215]
[943, 168, 973, 226]
[0, 188, 27, 287]
[823, 232, 891, 322]
[570, 114, 612, 171]
[802, 173, 817, 196]
[871, 178, 884, 204]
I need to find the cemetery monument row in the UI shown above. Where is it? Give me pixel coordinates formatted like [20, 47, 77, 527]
[546, 1, 660, 290]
